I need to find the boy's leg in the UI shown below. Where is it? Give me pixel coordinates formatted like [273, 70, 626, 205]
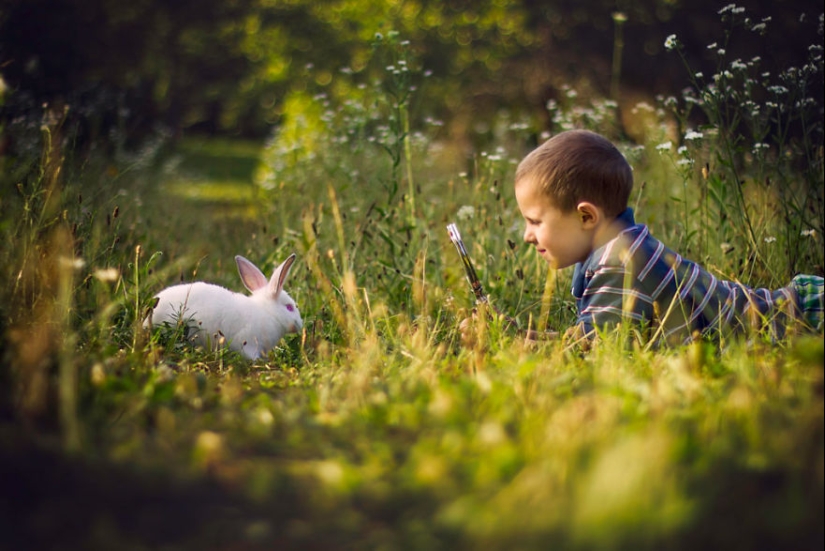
[791, 274, 824, 332]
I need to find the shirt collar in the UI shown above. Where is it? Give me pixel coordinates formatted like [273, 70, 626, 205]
[571, 208, 636, 298]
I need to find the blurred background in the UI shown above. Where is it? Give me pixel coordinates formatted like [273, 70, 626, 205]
[1, 0, 820, 156]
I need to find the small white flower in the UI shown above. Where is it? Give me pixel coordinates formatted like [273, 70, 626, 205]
[59, 256, 86, 270]
[665, 34, 678, 50]
[707, 42, 718, 50]
[656, 141, 673, 152]
[801, 229, 817, 238]
[457, 205, 476, 221]
[685, 130, 703, 141]
[764, 236, 776, 244]
[93, 267, 120, 283]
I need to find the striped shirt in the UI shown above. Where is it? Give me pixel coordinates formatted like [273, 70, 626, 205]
[571, 209, 812, 344]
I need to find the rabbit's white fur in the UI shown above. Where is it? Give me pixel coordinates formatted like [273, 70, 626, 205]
[148, 254, 302, 360]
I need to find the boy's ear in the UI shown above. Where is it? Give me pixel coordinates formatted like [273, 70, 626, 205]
[576, 202, 602, 228]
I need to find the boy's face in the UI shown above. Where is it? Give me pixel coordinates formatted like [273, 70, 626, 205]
[515, 178, 597, 269]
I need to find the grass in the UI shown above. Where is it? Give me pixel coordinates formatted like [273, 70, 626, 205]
[1, 9, 823, 550]
[1, 129, 822, 550]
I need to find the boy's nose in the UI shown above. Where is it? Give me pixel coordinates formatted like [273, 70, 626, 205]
[523, 227, 535, 244]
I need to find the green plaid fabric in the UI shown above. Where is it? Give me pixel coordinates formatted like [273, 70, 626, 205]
[792, 274, 824, 332]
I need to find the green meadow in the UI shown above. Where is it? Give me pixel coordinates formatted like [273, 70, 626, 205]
[1, 8, 823, 551]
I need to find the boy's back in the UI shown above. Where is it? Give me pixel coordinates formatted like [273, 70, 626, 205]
[573, 209, 820, 344]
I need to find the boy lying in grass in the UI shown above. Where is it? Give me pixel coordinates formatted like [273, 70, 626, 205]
[483, 129, 823, 347]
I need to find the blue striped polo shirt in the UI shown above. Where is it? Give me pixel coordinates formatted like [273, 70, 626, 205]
[571, 209, 805, 344]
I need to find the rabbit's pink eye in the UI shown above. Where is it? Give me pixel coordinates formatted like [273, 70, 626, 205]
[286, 304, 295, 312]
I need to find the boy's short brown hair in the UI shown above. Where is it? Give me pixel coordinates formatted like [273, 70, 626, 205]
[515, 130, 633, 218]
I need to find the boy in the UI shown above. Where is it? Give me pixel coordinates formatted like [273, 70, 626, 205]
[512, 129, 823, 346]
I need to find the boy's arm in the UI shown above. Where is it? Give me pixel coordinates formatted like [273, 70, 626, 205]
[576, 265, 655, 336]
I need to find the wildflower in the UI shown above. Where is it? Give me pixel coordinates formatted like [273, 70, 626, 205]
[93, 267, 120, 283]
[665, 34, 678, 50]
[764, 236, 777, 244]
[707, 42, 718, 50]
[656, 141, 673, 152]
[801, 229, 817, 238]
[695, 72, 704, 79]
[59, 256, 85, 270]
[768, 85, 788, 95]
[457, 205, 476, 221]
[720, 242, 735, 254]
[685, 130, 703, 141]
[730, 59, 747, 71]
[613, 11, 628, 23]
[752, 143, 769, 154]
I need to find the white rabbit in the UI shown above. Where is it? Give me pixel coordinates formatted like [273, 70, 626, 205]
[147, 254, 303, 360]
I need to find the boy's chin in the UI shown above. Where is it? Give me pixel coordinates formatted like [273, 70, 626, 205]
[546, 257, 575, 270]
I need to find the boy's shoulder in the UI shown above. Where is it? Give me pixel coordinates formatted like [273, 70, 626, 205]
[591, 222, 656, 268]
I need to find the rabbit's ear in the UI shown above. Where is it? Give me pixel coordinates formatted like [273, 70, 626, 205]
[236, 255, 268, 292]
[268, 253, 296, 298]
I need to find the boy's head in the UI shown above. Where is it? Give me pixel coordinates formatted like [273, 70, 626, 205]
[514, 130, 634, 269]
[515, 129, 632, 218]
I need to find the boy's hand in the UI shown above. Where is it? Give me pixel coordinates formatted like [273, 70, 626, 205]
[459, 308, 559, 346]
[524, 328, 560, 342]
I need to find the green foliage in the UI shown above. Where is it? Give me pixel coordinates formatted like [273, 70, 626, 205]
[662, 8, 824, 282]
[1, 7, 824, 550]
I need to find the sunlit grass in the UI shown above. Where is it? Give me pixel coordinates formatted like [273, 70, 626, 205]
[1, 8, 823, 549]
